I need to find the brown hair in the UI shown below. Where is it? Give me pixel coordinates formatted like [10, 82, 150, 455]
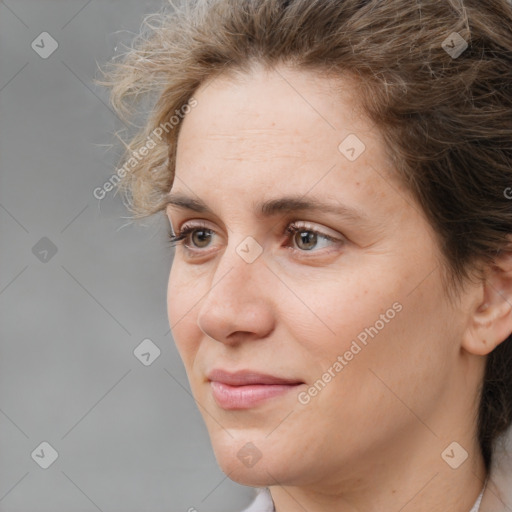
[97, 0, 512, 472]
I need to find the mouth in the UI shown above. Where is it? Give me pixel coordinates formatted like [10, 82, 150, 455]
[207, 369, 305, 410]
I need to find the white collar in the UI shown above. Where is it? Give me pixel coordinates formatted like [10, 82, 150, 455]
[243, 483, 487, 512]
[469, 481, 487, 512]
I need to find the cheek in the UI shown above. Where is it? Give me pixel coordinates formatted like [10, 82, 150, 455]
[289, 294, 443, 453]
[291, 263, 452, 401]
[284, 270, 397, 356]
[167, 258, 204, 320]
[166, 261, 182, 326]
[166, 261, 183, 336]
[167, 261, 202, 363]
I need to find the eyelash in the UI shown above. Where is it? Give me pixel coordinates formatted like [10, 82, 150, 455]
[167, 222, 343, 256]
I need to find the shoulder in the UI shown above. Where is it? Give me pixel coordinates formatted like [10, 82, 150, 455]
[480, 429, 512, 512]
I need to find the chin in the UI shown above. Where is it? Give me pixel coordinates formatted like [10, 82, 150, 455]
[208, 431, 302, 487]
[218, 459, 274, 487]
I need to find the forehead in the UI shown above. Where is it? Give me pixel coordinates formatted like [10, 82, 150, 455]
[183, 65, 363, 139]
[170, 63, 419, 234]
[177, 65, 384, 180]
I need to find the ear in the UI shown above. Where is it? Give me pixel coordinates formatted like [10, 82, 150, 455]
[462, 246, 512, 356]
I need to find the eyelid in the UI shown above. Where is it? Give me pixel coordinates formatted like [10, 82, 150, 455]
[167, 216, 215, 236]
[178, 219, 220, 238]
[169, 219, 346, 257]
[286, 221, 344, 241]
[172, 218, 341, 238]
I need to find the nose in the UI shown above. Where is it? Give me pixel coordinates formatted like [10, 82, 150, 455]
[196, 244, 276, 346]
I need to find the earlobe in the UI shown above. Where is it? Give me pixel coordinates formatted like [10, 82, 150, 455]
[462, 250, 512, 356]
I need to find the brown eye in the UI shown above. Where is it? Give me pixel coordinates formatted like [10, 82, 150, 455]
[293, 230, 318, 251]
[168, 223, 214, 250]
[283, 223, 346, 257]
[190, 229, 212, 248]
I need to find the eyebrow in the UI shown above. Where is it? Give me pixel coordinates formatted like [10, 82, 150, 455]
[164, 192, 371, 225]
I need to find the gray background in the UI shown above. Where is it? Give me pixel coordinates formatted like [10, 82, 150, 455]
[0, 1, 254, 510]
[2, 2, 512, 512]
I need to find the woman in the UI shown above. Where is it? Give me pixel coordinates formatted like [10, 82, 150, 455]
[99, 0, 512, 510]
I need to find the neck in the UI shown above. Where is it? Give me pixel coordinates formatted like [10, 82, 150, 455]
[269, 429, 487, 512]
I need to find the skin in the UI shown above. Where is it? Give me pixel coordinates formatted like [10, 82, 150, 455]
[165, 61, 512, 512]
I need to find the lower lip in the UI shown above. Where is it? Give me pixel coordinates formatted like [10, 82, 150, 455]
[209, 381, 303, 409]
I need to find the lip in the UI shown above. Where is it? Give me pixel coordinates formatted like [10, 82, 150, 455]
[207, 369, 303, 386]
[207, 369, 304, 410]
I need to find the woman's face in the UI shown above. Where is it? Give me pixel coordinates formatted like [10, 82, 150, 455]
[165, 63, 479, 489]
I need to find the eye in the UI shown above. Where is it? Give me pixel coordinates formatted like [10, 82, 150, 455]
[284, 222, 344, 254]
[167, 221, 344, 256]
[168, 222, 213, 250]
